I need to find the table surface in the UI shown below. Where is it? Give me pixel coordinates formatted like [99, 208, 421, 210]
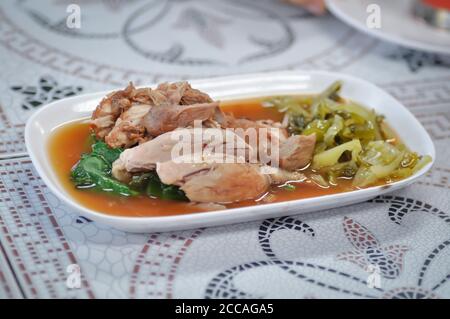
[0, 0, 449, 299]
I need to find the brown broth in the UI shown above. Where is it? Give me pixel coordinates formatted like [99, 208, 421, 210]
[48, 98, 358, 217]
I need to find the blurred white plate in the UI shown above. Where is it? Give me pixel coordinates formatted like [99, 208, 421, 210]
[327, 0, 450, 55]
[25, 71, 435, 233]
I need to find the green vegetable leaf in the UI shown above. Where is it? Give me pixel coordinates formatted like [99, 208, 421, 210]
[312, 139, 362, 170]
[324, 114, 344, 146]
[145, 172, 189, 201]
[71, 141, 137, 196]
[91, 140, 122, 165]
[72, 139, 188, 200]
[302, 119, 331, 142]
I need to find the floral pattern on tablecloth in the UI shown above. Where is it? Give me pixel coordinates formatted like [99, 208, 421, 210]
[0, 0, 449, 299]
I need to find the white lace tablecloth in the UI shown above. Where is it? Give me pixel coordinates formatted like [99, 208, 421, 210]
[0, 0, 449, 299]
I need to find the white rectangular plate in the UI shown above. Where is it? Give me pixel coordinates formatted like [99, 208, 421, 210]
[25, 71, 435, 233]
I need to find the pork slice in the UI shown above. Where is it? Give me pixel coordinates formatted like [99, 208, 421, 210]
[220, 116, 288, 140]
[111, 158, 132, 183]
[143, 102, 220, 136]
[155, 160, 211, 186]
[105, 103, 152, 148]
[90, 81, 216, 140]
[279, 134, 316, 171]
[116, 130, 180, 174]
[155, 82, 188, 105]
[180, 86, 213, 105]
[112, 128, 257, 178]
[156, 81, 213, 105]
[156, 159, 270, 203]
[90, 83, 134, 138]
[219, 116, 290, 168]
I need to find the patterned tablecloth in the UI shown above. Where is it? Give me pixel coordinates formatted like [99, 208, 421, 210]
[0, 0, 449, 299]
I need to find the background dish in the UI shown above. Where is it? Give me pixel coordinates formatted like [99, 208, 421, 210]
[25, 71, 435, 233]
[327, 0, 450, 55]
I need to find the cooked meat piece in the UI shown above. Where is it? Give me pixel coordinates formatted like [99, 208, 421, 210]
[143, 102, 220, 136]
[105, 103, 152, 148]
[156, 82, 213, 105]
[218, 116, 288, 139]
[111, 158, 133, 184]
[224, 116, 274, 130]
[127, 87, 161, 105]
[279, 134, 316, 171]
[219, 115, 289, 167]
[181, 86, 213, 105]
[220, 116, 289, 150]
[92, 81, 214, 142]
[155, 160, 211, 185]
[179, 164, 268, 203]
[141, 81, 217, 138]
[111, 128, 257, 181]
[156, 159, 270, 203]
[156, 155, 307, 204]
[90, 83, 134, 138]
[114, 130, 180, 176]
[154, 82, 187, 106]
